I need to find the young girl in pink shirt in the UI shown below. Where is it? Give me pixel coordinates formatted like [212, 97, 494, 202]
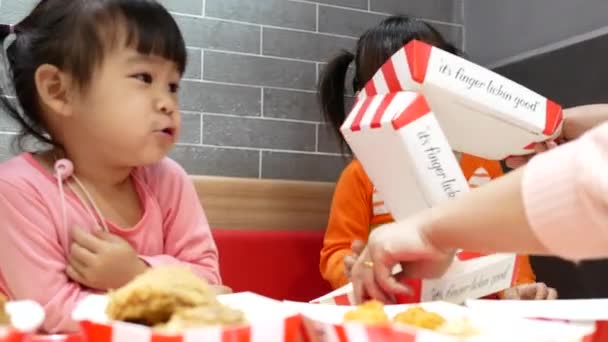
[0, 0, 224, 333]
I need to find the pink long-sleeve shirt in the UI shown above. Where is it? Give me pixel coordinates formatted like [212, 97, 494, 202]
[524, 121, 608, 261]
[0, 153, 220, 333]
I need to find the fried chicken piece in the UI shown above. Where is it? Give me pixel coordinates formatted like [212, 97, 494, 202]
[106, 266, 218, 326]
[155, 304, 245, 334]
[393, 306, 445, 330]
[344, 300, 389, 325]
[0, 294, 9, 325]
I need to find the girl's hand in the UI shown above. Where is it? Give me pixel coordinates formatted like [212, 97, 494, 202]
[67, 229, 148, 290]
[344, 240, 365, 280]
[351, 219, 454, 304]
[505, 140, 559, 169]
[502, 283, 558, 300]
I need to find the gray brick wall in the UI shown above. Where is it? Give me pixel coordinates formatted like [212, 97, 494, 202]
[0, 0, 464, 182]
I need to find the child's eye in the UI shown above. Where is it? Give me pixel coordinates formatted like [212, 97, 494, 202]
[169, 83, 180, 93]
[132, 73, 153, 84]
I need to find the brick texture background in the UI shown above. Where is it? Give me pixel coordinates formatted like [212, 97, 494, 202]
[0, 0, 464, 181]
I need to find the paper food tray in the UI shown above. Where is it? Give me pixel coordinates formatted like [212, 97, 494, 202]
[466, 299, 608, 324]
[355, 39, 563, 160]
[285, 301, 593, 342]
[0, 300, 45, 342]
[312, 253, 518, 305]
[465, 299, 608, 342]
[340, 91, 470, 222]
[72, 292, 301, 342]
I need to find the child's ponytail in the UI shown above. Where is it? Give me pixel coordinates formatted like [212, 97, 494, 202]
[0, 24, 11, 40]
[0, 21, 55, 151]
[0, 23, 29, 151]
[0, 24, 13, 91]
[318, 50, 354, 152]
[0, 24, 12, 92]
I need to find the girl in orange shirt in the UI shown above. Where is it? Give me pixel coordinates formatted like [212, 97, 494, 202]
[317, 15, 557, 300]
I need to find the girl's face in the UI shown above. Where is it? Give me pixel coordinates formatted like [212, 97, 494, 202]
[66, 44, 182, 167]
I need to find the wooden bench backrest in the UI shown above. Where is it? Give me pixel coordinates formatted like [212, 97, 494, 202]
[191, 175, 335, 230]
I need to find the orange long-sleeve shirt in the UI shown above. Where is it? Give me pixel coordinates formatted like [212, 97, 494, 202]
[320, 154, 535, 291]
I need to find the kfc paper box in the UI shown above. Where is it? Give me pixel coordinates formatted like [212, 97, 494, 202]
[338, 90, 518, 305]
[312, 252, 518, 305]
[286, 300, 593, 342]
[466, 299, 608, 342]
[340, 91, 470, 222]
[0, 300, 45, 342]
[72, 292, 301, 342]
[357, 39, 564, 159]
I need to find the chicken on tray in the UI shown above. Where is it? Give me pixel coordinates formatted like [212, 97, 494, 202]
[106, 266, 244, 332]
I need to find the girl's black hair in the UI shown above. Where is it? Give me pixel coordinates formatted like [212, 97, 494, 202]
[0, 0, 186, 151]
[318, 15, 460, 153]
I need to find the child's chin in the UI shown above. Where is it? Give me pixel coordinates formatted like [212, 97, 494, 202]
[137, 150, 171, 166]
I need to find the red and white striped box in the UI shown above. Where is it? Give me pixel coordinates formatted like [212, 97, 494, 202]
[338, 92, 517, 305]
[356, 39, 564, 160]
[311, 252, 517, 306]
[72, 292, 302, 342]
[466, 299, 608, 342]
[340, 91, 470, 222]
[0, 301, 45, 342]
[286, 301, 593, 342]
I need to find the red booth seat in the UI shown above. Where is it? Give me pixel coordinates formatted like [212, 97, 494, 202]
[212, 229, 332, 302]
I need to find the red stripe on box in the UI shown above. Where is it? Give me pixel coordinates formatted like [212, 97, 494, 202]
[351, 97, 374, 132]
[333, 325, 349, 342]
[300, 323, 313, 342]
[589, 321, 608, 342]
[371, 93, 397, 128]
[364, 79, 377, 97]
[2, 331, 24, 342]
[334, 294, 352, 306]
[544, 100, 563, 135]
[456, 251, 487, 261]
[381, 59, 401, 93]
[152, 334, 182, 342]
[221, 326, 251, 342]
[283, 315, 302, 342]
[405, 40, 432, 84]
[366, 326, 417, 342]
[394, 279, 423, 304]
[80, 321, 113, 342]
[221, 326, 250, 342]
[391, 95, 430, 130]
